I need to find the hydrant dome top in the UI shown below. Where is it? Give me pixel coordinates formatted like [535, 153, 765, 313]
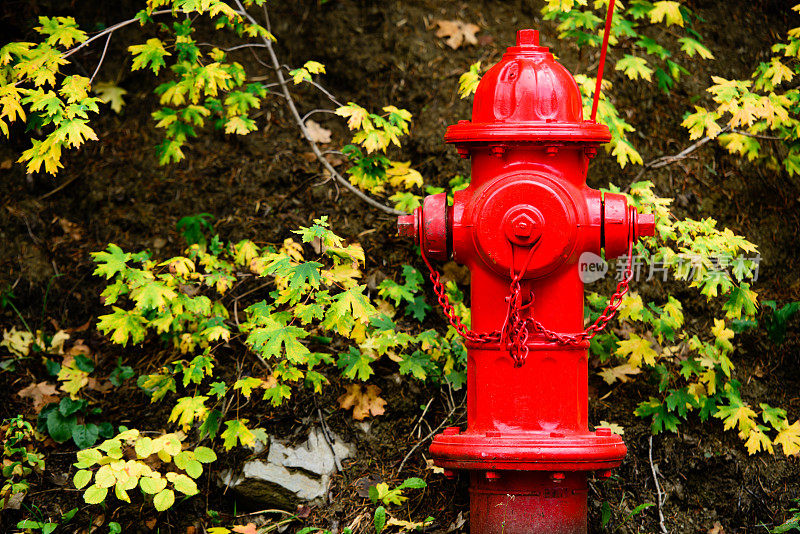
[445, 29, 612, 146]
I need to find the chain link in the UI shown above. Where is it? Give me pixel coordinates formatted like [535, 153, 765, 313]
[418, 237, 634, 367]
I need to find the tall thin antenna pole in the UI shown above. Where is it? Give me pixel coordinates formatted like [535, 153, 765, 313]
[590, 0, 617, 123]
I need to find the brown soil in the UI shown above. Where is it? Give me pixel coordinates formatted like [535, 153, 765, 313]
[1, 0, 800, 533]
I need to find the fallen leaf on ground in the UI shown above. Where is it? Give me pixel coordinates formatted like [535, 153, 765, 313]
[338, 384, 387, 420]
[433, 19, 480, 49]
[425, 458, 444, 474]
[355, 474, 383, 498]
[597, 420, 625, 435]
[1, 328, 34, 357]
[54, 217, 83, 241]
[598, 363, 642, 384]
[708, 521, 724, 534]
[17, 381, 59, 412]
[232, 524, 258, 534]
[305, 120, 332, 143]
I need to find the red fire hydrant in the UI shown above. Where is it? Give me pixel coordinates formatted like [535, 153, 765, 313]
[398, 29, 655, 533]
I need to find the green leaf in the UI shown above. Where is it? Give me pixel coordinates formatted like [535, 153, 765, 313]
[337, 347, 374, 381]
[399, 477, 427, 489]
[615, 55, 654, 82]
[128, 38, 171, 74]
[166, 472, 198, 495]
[198, 409, 222, 440]
[46, 409, 76, 443]
[97, 308, 147, 346]
[374, 506, 387, 534]
[72, 423, 100, 449]
[221, 418, 256, 450]
[83, 484, 108, 505]
[153, 488, 175, 511]
[398, 351, 431, 380]
[678, 37, 714, 59]
[91, 244, 131, 279]
[131, 281, 177, 311]
[247, 325, 310, 364]
[73, 469, 93, 490]
[140, 475, 167, 495]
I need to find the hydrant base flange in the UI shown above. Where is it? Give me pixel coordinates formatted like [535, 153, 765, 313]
[430, 431, 626, 472]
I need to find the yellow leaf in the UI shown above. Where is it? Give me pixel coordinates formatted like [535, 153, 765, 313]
[598, 364, 642, 384]
[775, 421, 800, 455]
[711, 319, 734, 352]
[649, 1, 684, 27]
[744, 428, 773, 455]
[615, 334, 659, 367]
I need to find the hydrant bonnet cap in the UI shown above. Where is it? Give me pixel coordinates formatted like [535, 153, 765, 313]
[444, 28, 612, 146]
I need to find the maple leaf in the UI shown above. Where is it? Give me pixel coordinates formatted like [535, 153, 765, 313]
[220, 418, 256, 450]
[774, 421, 800, 455]
[744, 427, 774, 455]
[128, 38, 171, 74]
[386, 161, 423, 189]
[711, 319, 734, 352]
[433, 19, 481, 50]
[337, 384, 386, 420]
[458, 61, 482, 99]
[597, 421, 625, 435]
[97, 307, 147, 346]
[599, 363, 642, 384]
[92, 244, 131, 279]
[233, 377, 263, 398]
[17, 381, 59, 412]
[335, 102, 371, 131]
[168, 396, 208, 431]
[678, 37, 714, 60]
[131, 281, 177, 311]
[337, 347, 374, 381]
[648, 1, 683, 26]
[681, 106, 722, 140]
[615, 333, 659, 367]
[714, 396, 757, 434]
[93, 82, 127, 113]
[224, 115, 256, 135]
[615, 55, 654, 82]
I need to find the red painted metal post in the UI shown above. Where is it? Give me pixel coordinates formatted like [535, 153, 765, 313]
[399, 29, 654, 533]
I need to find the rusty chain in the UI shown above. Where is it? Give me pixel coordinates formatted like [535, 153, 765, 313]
[418, 236, 634, 367]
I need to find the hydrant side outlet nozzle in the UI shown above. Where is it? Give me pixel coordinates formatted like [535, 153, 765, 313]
[396, 29, 654, 534]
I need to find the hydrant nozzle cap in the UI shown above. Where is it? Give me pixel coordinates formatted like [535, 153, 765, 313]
[637, 212, 656, 238]
[397, 211, 418, 239]
[516, 29, 539, 47]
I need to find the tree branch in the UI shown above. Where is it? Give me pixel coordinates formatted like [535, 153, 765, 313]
[634, 126, 731, 182]
[233, 0, 403, 216]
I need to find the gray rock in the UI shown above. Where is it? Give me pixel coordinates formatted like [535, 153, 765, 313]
[222, 427, 354, 509]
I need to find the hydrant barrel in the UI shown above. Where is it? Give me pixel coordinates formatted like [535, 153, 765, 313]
[399, 29, 654, 533]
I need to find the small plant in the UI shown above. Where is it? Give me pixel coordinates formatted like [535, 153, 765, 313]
[16, 507, 77, 534]
[762, 301, 800, 345]
[369, 477, 426, 506]
[1, 416, 46, 510]
[37, 397, 115, 449]
[773, 499, 800, 532]
[72, 428, 217, 511]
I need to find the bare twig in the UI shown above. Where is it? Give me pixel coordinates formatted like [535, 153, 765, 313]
[61, 9, 174, 60]
[409, 397, 435, 438]
[301, 108, 339, 123]
[89, 32, 113, 83]
[233, 0, 403, 216]
[649, 435, 668, 534]
[397, 396, 463, 476]
[633, 126, 732, 183]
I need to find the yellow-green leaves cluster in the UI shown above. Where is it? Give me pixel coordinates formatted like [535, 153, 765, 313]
[336, 101, 424, 212]
[73, 429, 216, 511]
[684, 3, 800, 176]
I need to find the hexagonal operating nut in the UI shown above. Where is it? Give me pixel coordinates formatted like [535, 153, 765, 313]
[504, 208, 542, 246]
